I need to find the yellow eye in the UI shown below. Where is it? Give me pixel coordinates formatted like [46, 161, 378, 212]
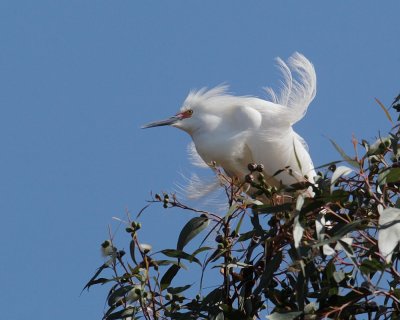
[187, 109, 193, 115]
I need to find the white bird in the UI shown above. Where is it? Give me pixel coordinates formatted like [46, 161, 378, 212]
[143, 52, 316, 197]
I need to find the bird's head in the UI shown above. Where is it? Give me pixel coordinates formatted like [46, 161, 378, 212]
[142, 86, 229, 135]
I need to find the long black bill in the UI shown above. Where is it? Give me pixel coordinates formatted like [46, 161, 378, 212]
[141, 115, 180, 129]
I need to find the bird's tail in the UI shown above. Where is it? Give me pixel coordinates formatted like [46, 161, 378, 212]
[265, 52, 316, 124]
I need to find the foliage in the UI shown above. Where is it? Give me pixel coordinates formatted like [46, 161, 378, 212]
[86, 98, 400, 319]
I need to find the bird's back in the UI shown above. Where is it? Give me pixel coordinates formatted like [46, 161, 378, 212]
[188, 52, 317, 187]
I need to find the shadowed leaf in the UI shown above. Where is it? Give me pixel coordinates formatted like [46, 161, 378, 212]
[378, 167, 400, 185]
[266, 311, 303, 320]
[161, 249, 201, 265]
[107, 285, 133, 307]
[160, 264, 180, 291]
[83, 263, 109, 292]
[253, 251, 283, 295]
[167, 284, 192, 294]
[177, 216, 210, 251]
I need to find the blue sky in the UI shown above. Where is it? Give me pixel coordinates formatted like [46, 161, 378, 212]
[1, 1, 399, 319]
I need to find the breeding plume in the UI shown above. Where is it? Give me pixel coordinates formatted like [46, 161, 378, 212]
[143, 52, 316, 196]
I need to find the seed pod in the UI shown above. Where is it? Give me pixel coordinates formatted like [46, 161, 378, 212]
[245, 174, 254, 183]
[256, 164, 264, 172]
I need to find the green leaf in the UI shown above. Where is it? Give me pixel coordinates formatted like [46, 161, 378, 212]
[333, 271, 346, 283]
[167, 284, 192, 294]
[107, 285, 133, 307]
[378, 167, 400, 185]
[330, 166, 353, 193]
[237, 230, 256, 242]
[323, 189, 350, 203]
[210, 312, 224, 320]
[177, 216, 210, 251]
[201, 287, 224, 307]
[253, 202, 293, 214]
[161, 249, 201, 265]
[253, 251, 283, 295]
[104, 306, 138, 320]
[153, 260, 188, 270]
[83, 263, 109, 292]
[266, 311, 303, 320]
[160, 264, 180, 291]
[234, 212, 245, 236]
[191, 246, 213, 256]
[225, 203, 239, 220]
[314, 160, 343, 170]
[293, 140, 302, 172]
[129, 240, 137, 265]
[360, 258, 385, 275]
[329, 138, 359, 168]
[375, 97, 393, 124]
[313, 220, 364, 248]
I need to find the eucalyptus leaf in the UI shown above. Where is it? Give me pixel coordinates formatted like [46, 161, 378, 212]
[107, 285, 133, 307]
[330, 165, 353, 193]
[177, 216, 210, 251]
[167, 284, 192, 294]
[329, 139, 359, 168]
[160, 265, 180, 291]
[360, 258, 385, 275]
[378, 207, 400, 263]
[333, 271, 345, 283]
[378, 168, 400, 185]
[266, 311, 302, 320]
[161, 249, 201, 265]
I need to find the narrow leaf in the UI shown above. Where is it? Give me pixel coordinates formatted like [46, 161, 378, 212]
[192, 246, 213, 256]
[167, 284, 192, 294]
[104, 306, 137, 320]
[107, 285, 133, 307]
[293, 140, 302, 171]
[161, 249, 201, 265]
[330, 165, 353, 193]
[333, 271, 345, 283]
[360, 258, 385, 275]
[266, 311, 303, 320]
[253, 203, 292, 214]
[129, 240, 137, 265]
[253, 251, 283, 295]
[83, 263, 109, 292]
[329, 139, 358, 168]
[160, 264, 180, 291]
[378, 168, 400, 185]
[375, 97, 393, 124]
[177, 216, 210, 251]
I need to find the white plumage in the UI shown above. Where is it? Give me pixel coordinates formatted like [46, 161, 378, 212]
[143, 52, 316, 196]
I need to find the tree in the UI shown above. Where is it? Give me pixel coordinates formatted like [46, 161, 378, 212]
[85, 97, 400, 320]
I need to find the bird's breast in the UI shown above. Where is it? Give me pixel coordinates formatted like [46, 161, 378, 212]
[192, 131, 253, 180]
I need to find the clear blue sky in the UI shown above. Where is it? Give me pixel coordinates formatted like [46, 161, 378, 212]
[1, 1, 399, 319]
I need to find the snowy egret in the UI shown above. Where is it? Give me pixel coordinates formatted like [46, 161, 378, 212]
[143, 52, 316, 195]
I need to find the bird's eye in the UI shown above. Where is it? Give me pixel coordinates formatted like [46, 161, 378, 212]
[187, 109, 193, 115]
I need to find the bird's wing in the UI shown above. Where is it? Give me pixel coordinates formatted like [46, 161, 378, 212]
[264, 52, 316, 125]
